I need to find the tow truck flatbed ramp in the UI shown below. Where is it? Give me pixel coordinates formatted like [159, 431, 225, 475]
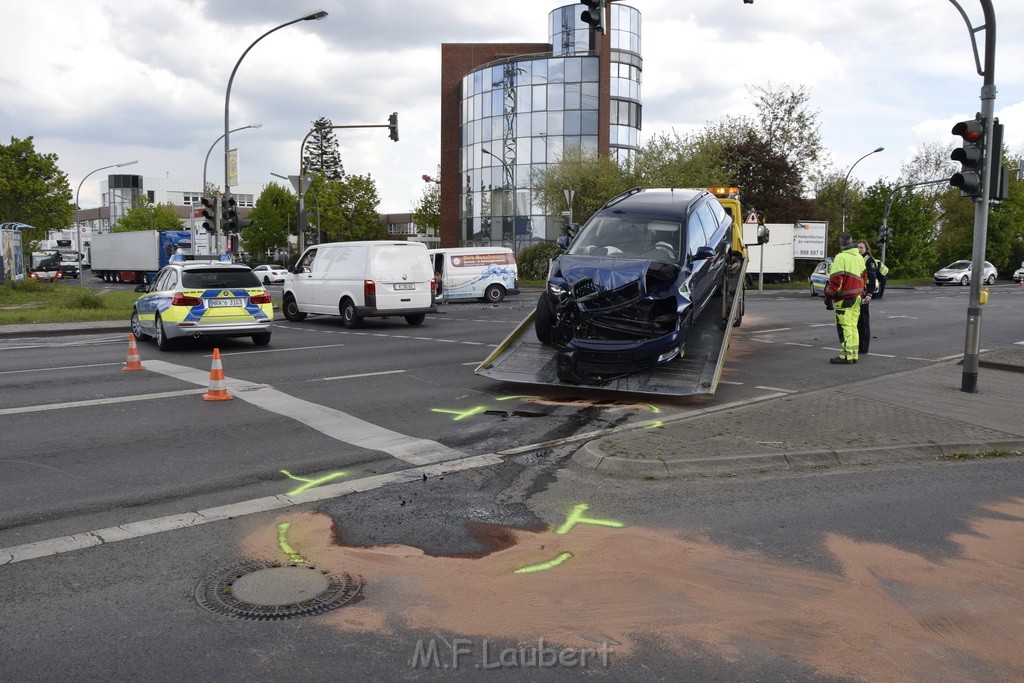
[475, 267, 746, 397]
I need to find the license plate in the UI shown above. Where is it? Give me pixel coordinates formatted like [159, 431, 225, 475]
[209, 298, 244, 307]
[393, 283, 416, 291]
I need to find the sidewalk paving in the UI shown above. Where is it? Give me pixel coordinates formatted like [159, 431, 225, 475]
[576, 353, 1024, 478]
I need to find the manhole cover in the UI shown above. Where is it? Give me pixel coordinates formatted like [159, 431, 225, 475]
[195, 560, 362, 621]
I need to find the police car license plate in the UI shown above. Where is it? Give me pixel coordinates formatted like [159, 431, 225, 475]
[393, 283, 415, 290]
[209, 298, 244, 307]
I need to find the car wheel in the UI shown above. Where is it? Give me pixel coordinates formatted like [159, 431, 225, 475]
[810, 282, 818, 297]
[534, 293, 553, 345]
[252, 333, 271, 346]
[130, 310, 152, 341]
[263, 275, 271, 285]
[341, 299, 362, 328]
[404, 313, 425, 326]
[960, 275, 969, 286]
[282, 294, 306, 322]
[155, 314, 173, 351]
[483, 284, 506, 303]
[985, 274, 996, 285]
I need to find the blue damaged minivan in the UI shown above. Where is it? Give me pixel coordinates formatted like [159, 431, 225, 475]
[534, 187, 732, 383]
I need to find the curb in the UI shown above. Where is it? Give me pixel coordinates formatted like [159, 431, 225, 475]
[572, 439, 1024, 479]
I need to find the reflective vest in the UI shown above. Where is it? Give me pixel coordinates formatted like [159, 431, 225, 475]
[825, 246, 867, 301]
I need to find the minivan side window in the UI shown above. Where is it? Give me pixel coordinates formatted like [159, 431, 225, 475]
[298, 249, 317, 273]
[686, 211, 709, 257]
[695, 202, 723, 243]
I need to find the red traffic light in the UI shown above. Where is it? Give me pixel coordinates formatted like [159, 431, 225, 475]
[951, 119, 983, 142]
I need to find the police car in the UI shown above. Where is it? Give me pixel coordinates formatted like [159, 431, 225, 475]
[130, 261, 274, 350]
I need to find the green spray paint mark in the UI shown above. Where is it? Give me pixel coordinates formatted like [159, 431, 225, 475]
[280, 469, 348, 496]
[646, 420, 664, 429]
[430, 406, 488, 421]
[277, 522, 306, 564]
[555, 503, 625, 535]
[513, 552, 573, 574]
[643, 403, 662, 414]
[496, 395, 542, 402]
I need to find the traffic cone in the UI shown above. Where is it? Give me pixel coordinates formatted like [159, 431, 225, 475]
[123, 333, 145, 371]
[202, 348, 234, 401]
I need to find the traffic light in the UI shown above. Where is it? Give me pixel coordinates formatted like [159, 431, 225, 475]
[222, 194, 238, 233]
[581, 0, 605, 33]
[388, 112, 399, 142]
[950, 115, 985, 197]
[200, 196, 216, 233]
[877, 225, 890, 245]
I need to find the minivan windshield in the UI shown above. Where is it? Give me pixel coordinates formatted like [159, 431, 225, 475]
[567, 216, 682, 262]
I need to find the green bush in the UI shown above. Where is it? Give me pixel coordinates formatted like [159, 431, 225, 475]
[66, 289, 105, 310]
[517, 240, 564, 280]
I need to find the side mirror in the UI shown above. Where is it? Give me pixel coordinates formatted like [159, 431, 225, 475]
[134, 284, 147, 293]
[556, 235, 570, 250]
[693, 245, 715, 261]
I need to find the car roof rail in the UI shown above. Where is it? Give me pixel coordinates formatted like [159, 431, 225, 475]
[602, 186, 645, 210]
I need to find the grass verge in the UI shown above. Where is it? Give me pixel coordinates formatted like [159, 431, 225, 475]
[0, 279, 139, 324]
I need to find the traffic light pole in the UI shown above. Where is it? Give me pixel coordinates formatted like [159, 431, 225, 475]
[948, 0, 996, 393]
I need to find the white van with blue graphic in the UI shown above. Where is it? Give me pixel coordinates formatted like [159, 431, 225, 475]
[428, 247, 519, 303]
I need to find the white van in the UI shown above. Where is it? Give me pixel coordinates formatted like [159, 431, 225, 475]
[282, 241, 436, 327]
[428, 247, 519, 303]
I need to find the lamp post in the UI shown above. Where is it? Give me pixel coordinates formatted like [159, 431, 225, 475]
[482, 147, 516, 251]
[200, 123, 261, 255]
[840, 146, 884, 236]
[74, 160, 138, 286]
[223, 9, 328, 250]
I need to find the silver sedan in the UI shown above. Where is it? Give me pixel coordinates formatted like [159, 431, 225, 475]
[933, 260, 997, 286]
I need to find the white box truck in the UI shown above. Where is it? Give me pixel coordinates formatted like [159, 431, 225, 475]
[743, 222, 795, 284]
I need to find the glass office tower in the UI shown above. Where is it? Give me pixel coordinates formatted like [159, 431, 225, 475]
[455, 3, 642, 249]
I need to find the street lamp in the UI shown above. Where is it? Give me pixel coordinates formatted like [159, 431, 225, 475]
[74, 160, 138, 286]
[199, 123, 261, 255]
[482, 147, 516, 251]
[223, 9, 328, 251]
[840, 146, 884, 235]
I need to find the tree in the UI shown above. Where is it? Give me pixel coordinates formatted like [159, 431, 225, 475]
[627, 127, 735, 190]
[748, 83, 827, 192]
[720, 129, 808, 222]
[244, 183, 295, 261]
[313, 173, 385, 242]
[531, 146, 627, 232]
[0, 136, 73, 248]
[113, 201, 183, 232]
[302, 117, 344, 180]
[412, 173, 440, 236]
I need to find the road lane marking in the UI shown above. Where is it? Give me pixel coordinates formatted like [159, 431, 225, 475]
[750, 328, 791, 333]
[0, 362, 122, 376]
[317, 370, 406, 381]
[0, 388, 207, 415]
[138, 360, 464, 465]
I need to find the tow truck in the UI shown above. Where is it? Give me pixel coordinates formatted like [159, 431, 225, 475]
[475, 188, 749, 396]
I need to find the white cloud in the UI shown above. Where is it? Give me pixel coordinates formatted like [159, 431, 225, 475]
[2, 0, 1022, 212]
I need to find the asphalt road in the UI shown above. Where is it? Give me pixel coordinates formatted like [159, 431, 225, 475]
[2, 282, 1022, 680]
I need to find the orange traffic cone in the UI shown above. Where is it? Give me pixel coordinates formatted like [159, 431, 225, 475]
[202, 348, 234, 401]
[123, 333, 145, 371]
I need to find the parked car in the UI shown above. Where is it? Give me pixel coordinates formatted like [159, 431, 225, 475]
[130, 261, 273, 350]
[1012, 261, 1024, 284]
[933, 260, 997, 286]
[534, 187, 732, 383]
[808, 259, 831, 297]
[252, 264, 288, 284]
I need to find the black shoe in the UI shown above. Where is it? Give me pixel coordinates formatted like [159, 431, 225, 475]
[859, 348, 868, 354]
[830, 357, 855, 365]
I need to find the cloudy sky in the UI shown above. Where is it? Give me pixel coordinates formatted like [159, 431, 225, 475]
[2, 0, 1022, 213]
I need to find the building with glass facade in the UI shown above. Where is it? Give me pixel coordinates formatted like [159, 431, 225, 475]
[440, 3, 642, 251]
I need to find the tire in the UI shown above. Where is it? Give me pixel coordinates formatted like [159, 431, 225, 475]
[155, 314, 173, 351]
[405, 313, 426, 326]
[252, 333, 271, 346]
[534, 293, 553, 345]
[263, 276, 271, 285]
[341, 299, 362, 328]
[130, 310, 152, 341]
[810, 282, 818, 297]
[483, 284, 506, 303]
[282, 295, 306, 322]
[985, 274, 996, 285]
[960, 275, 969, 286]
